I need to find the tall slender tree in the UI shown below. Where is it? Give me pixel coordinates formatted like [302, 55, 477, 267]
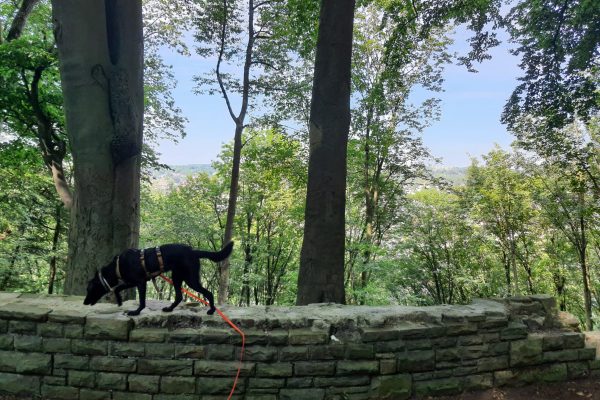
[296, 0, 356, 305]
[51, 0, 144, 294]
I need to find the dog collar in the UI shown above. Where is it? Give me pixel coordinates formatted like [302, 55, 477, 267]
[98, 270, 117, 292]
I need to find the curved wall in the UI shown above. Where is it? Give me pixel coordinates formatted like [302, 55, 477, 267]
[0, 292, 597, 399]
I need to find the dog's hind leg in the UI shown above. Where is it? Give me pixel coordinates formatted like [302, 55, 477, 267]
[127, 282, 147, 316]
[162, 273, 183, 312]
[185, 264, 216, 315]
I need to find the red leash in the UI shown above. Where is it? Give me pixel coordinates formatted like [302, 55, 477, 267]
[158, 275, 245, 400]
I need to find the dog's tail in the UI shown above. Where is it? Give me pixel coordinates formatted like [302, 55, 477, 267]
[194, 241, 234, 262]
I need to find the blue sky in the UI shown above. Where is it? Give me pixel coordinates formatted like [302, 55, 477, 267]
[156, 26, 522, 167]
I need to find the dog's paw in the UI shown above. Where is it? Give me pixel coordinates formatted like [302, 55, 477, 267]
[127, 310, 141, 316]
[207, 308, 216, 315]
[162, 307, 173, 313]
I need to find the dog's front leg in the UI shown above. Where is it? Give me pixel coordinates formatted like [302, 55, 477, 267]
[114, 283, 135, 307]
[127, 282, 147, 316]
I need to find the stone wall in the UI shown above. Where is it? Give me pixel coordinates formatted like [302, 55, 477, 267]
[0, 292, 597, 400]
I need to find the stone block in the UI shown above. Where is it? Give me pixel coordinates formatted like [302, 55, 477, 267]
[48, 309, 87, 324]
[308, 344, 344, 360]
[160, 376, 196, 394]
[510, 338, 543, 367]
[0, 372, 40, 396]
[361, 328, 399, 342]
[43, 338, 71, 353]
[542, 349, 579, 362]
[0, 334, 13, 350]
[130, 328, 166, 342]
[169, 328, 232, 344]
[370, 374, 411, 400]
[375, 339, 405, 353]
[138, 359, 193, 375]
[345, 343, 374, 359]
[96, 372, 127, 390]
[380, 358, 396, 375]
[500, 322, 528, 340]
[194, 360, 255, 376]
[113, 392, 152, 400]
[289, 329, 329, 345]
[79, 389, 110, 400]
[54, 354, 89, 370]
[457, 335, 483, 346]
[8, 320, 36, 334]
[43, 376, 66, 386]
[245, 346, 278, 361]
[397, 350, 434, 372]
[314, 375, 370, 387]
[85, 315, 132, 341]
[476, 356, 509, 372]
[405, 322, 445, 338]
[336, 360, 379, 375]
[567, 361, 590, 379]
[255, 362, 293, 377]
[563, 332, 585, 349]
[205, 344, 235, 360]
[579, 347, 596, 360]
[38, 322, 64, 338]
[68, 370, 95, 388]
[145, 343, 174, 358]
[294, 361, 335, 376]
[13, 335, 42, 352]
[446, 323, 478, 336]
[414, 377, 464, 397]
[538, 363, 568, 382]
[248, 378, 286, 388]
[196, 376, 245, 394]
[89, 356, 137, 372]
[280, 346, 308, 361]
[174, 344, 204, 359]
[0, 304, 50, 322]
[63, 324, 84, 338]
[128, 374, 160, 393]
[72, 339, 108, 355]
[41, 384, 79, 400]
[279, 388, 325, 400]
[0, 350, 51, 374]
[463, 373, 493, 390]
[286, 377, 313, 388]
[110, 341, 145, 357]
[436, 348, 460, 362]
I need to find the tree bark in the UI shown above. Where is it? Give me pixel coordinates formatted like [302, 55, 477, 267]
[296, 0, 355, 305]
[48, 205, 62, 294]
[52, 0, 143, 295]
[5, 0, 40, 41]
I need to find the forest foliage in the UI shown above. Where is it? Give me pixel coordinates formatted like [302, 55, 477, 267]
[0, 0, 598, 328]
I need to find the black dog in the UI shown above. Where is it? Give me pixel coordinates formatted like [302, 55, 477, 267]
[83, 242, 233, 316]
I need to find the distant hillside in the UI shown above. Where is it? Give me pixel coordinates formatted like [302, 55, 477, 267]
[430, 166, 468, 186]
[149, 164, 213, 192]
[148, 164, 468, 193]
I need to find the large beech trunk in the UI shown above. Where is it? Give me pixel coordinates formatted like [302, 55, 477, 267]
[296, 0, 355, 305]
[52, 0, 143, 295]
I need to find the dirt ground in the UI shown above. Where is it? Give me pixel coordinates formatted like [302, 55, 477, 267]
[425, 377, 600, 400]
[1, 378, 600, 399]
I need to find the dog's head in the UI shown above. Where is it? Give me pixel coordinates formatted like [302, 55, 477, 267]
[83, 257, 117, 305]
[83, 272, 109, 305]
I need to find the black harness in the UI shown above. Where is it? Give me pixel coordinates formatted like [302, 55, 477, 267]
[99, 246, 166, 293]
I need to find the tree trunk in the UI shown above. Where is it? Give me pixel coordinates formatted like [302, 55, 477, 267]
[52, 0, 143, 295]
[219, 122, 243, 303]
[5, 0, 40, 41]
[48, 205, 62, 294]
[296, 0, 355, 305]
